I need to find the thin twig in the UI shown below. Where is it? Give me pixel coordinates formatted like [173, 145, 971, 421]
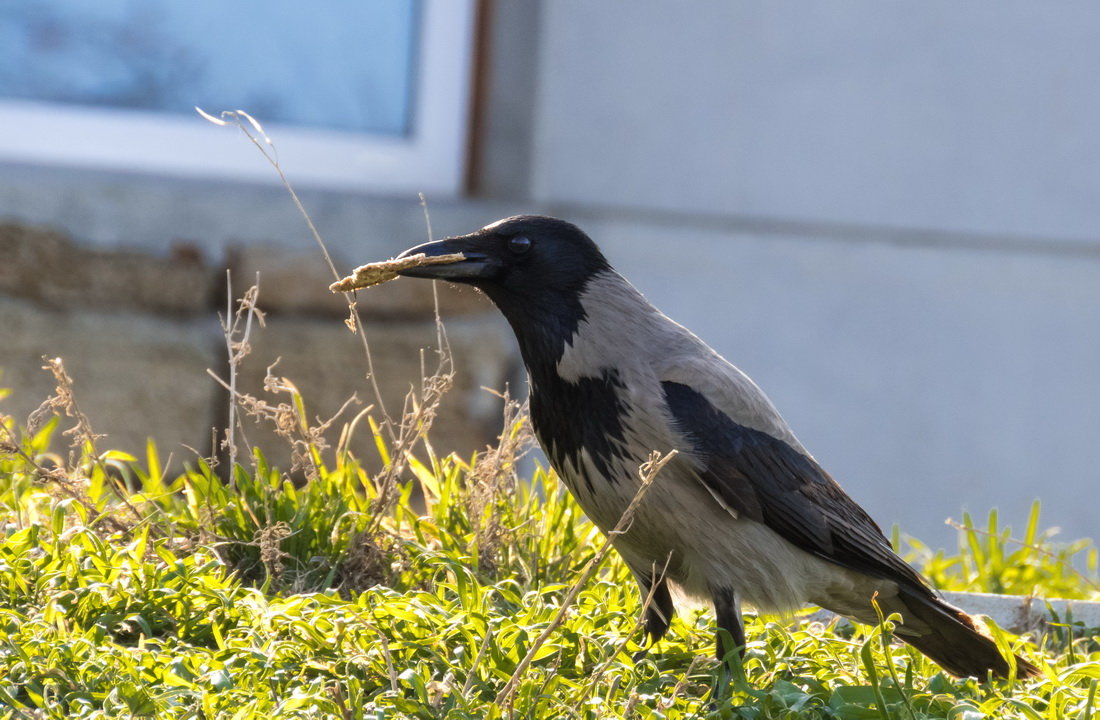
[197, 108, 338, 280]
[461, 604, 497, 699]
[419, 193, 452, 371]
[576, 553, 673, 706]
[658, 655, 704, 711]
[214, 274, 263, 474]
[376, 627, 401, 694]
[223, 270, 235, 465]
[197, 107, 398, 443]
[495, 450, 677, 711]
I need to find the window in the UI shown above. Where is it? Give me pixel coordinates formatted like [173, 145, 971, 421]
[0, 0, 476, 195]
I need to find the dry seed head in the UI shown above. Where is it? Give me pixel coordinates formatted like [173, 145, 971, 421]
[329, 252, 466, 292]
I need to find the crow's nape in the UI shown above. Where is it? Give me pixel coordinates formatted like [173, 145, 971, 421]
[893, 586, 1040, 679]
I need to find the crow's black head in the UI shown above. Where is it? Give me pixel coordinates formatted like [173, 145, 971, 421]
[397, 215, 609, 297]
[396, 215, 612, 362]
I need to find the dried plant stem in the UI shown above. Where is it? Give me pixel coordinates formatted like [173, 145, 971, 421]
[461, 611, 497, 698]
[217, 271, 263, 471]
[223, 273, 238, 465]
[10, 359, 135, 536]
[659, 656, 705, 711]
[31, 357, 104, 469]
[495, 450, 677, 711]
[209, 278, 263, 472]
[374, 625, 401, 694]
[576, 553, 672, 706]
[365, 356, 454, 530]
[197, 108, 339, 281]
[198, 108, 398, 443]
[329, 253, 465, 292]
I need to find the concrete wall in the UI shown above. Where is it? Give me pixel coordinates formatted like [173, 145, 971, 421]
[1, 2, 1098, 549]
[533, 2, 1100, 243]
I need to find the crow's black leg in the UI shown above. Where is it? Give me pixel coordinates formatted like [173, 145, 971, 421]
[632, 570, 675, 661]
[708, 586, 747, 705]
[645, 575, 675, 643]
[712, 586, 745, 663]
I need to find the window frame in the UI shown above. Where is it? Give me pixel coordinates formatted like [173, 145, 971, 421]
[0, 0, 476, 196]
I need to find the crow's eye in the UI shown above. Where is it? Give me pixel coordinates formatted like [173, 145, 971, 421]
[508, 236, 532, 255]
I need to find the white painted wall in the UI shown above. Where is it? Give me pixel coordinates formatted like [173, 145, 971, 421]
[534, 2, 1100, 243]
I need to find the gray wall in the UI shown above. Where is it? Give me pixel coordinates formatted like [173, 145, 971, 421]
[534, 3, 1100, 243]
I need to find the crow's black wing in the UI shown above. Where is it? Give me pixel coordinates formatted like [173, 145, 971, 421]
[661, 380, 928, 588]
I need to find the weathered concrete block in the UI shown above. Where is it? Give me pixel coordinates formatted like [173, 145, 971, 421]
[230, 243, 493, 318]
[0, 223, 68, 299]
[0, 222, 516, 477]
[0, 298, 218, 464]
[0, 223, 213, 314]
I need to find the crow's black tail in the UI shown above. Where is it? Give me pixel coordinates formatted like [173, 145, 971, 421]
[894, 586, 1040, 679]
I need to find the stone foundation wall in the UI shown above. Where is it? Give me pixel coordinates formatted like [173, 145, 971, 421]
[0, 222, 518, 474]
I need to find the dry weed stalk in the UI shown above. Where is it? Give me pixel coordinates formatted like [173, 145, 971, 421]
[465, 392, 534, 576]
[214, 271, 265, 471]
[198, 108, 399, 441]
[460, 611, 498, 698]
[7, 357, 136, 536]
[495, 449, 678, 711]
[576, 553, 673, 705]
[28, 357, 104, 469]
[365, 345, 456, 531]
[209, 274, 363, 482]
[208, 361, 360, 482]
[256, 520, 293, 584]
[202, 109, 467, 508]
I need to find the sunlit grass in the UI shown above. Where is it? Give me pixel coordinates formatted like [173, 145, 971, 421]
[1, 378, 1098, 719]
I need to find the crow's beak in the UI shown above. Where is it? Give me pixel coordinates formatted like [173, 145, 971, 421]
[395, 235, 499, 281]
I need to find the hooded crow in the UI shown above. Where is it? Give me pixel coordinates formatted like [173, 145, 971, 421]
[393, 215, 1038, 679]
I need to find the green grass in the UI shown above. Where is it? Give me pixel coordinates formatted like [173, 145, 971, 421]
[2, 386, 1099, 719]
